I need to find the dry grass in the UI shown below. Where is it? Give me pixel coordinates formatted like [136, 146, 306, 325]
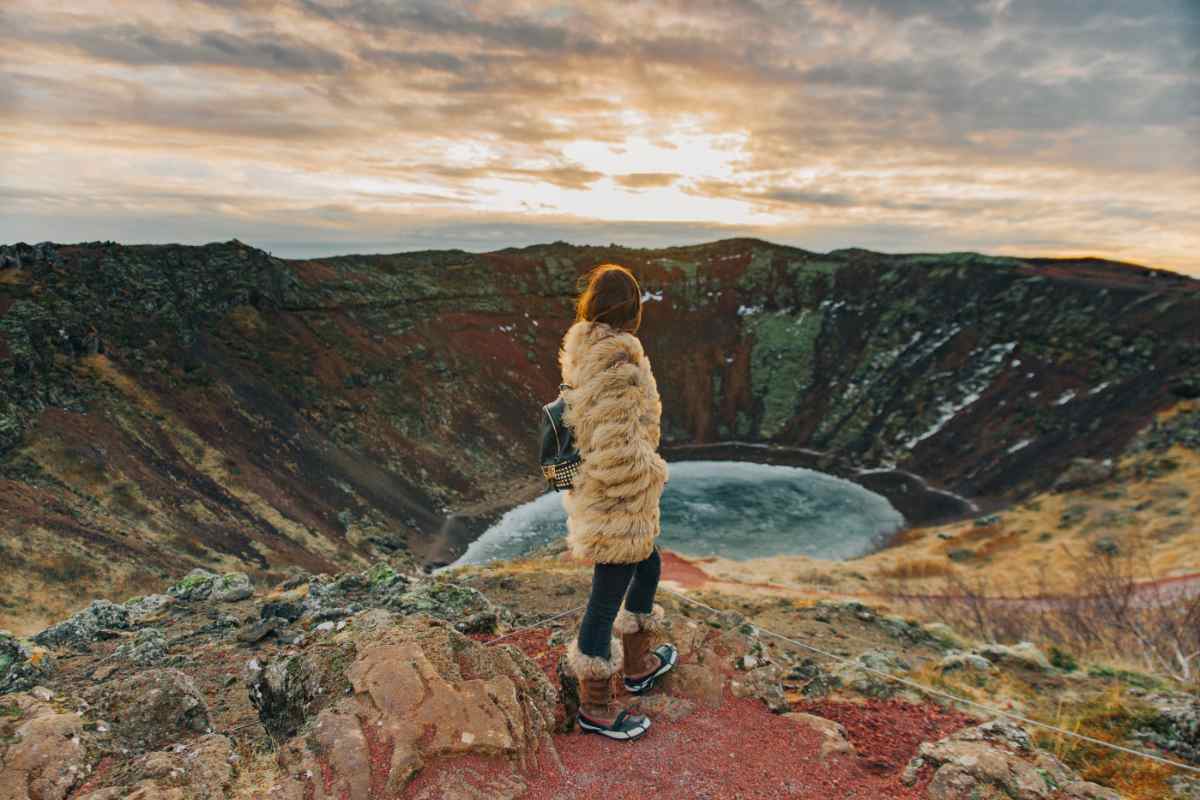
[875, 559, 954, 581]
[1037, 685, 1177, 800]
[228, 742, 283, 799]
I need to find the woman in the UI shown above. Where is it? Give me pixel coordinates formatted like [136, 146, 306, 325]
[558, 263, 678, 741]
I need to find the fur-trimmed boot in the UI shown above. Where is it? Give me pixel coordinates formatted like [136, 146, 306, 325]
[567, 637, 650, 740]
[614, 603, 678, 695]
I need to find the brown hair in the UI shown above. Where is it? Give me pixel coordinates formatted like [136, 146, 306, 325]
[573, 263, 643, 333]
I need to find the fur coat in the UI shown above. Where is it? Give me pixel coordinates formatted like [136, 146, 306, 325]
[557, 319, 669, 564]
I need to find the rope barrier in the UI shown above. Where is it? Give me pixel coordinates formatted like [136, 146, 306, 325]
[660, 586, 1200, 776]
[483, 604, 586, 645]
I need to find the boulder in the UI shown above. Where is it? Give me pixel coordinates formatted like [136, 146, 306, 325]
[0, 692, 92, 800]
[166, 569, 220, 602]
[0, 633, 56, 695]
[782, 712, 856, 762]
[33, 601, 129, 651]
[247, 653, 321, 740]
[902, 719, 1122, 800]
[264, 613, 558, 800]
[113, 627, 167, 666]
[123, 594, 175, 624]
[85, 669, 210, 752]
[210, 572, 253, 602]
[977, 642, 1052, 671]
[939, 652, 996, 673]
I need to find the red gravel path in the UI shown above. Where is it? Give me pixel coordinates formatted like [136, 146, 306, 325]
[425, 627, 982, 799]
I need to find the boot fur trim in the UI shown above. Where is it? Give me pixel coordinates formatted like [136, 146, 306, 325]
[567, 636, 624, 680]
[613, 603, 665, 635]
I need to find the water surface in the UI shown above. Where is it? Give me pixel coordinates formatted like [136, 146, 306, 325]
[451, 460, 905, 567]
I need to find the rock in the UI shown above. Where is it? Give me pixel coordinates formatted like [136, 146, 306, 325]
[123, 594, 174, 624]
[978, 642, 1052, 671]
[0, 632, 56, 695]
[0, 692, 91, 800]
[628, 692, 697, 723]
[363, 562, 407, 592]
[666, 662, 725, 707]
[210, 572, 253, 602]
[1170, 775, 1200, 799]
[248, 653, 320, 741]
[33, 601, 129, 651]
[555, 655, 580, 732]
[114, 627, 167, 666]
[259, 601, 304, 622]
[939, 652, 996, 673]
[386, 581, 498, 632]
[1054, 458, 1115, 491]
[76, 734, 234, 800]
[730, 664, 789, 712]
[974, 513, 1001, 527]
[85, 668, 210, 752]
[237, 617, 285, 643]
[923, 622, 970, 651]
[901, 719, 1122, 800]
[783, 712, 856, 762]
[167, 569, 220, 602]
[1060, 782, 1122, 800]
[267, 614, 558, 800]
[1134, 692, 1200, 764]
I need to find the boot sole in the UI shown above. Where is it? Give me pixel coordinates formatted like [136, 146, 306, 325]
[624, 645, 678, 695]
[578, 715, 651, 740]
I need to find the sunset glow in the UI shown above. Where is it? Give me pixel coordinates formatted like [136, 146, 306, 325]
[1, 0, 1197, 272]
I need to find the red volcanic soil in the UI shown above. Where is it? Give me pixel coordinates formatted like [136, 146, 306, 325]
[660, 549, 712, 589]
[436, 625, 979, 800]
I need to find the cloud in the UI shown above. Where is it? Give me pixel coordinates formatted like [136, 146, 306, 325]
[1, 0, 1197, 275]
[613, 173, 680, 189]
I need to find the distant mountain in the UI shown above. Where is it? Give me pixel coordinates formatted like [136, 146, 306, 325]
[1, 237, 1197, 632]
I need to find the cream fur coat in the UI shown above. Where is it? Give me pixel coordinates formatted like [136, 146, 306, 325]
[557, 319, 669, 564]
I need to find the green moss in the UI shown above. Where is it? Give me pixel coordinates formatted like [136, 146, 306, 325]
[744, 309, 823, 438]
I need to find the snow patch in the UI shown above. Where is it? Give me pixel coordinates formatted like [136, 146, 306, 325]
[1054, 390, 1077, 406]
[1006, 439, 1033, 454]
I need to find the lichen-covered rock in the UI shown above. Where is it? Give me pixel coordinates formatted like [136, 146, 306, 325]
[32, 600, 129, 651]
[939, 651, 996, 673]
[85, 668, 210, 752]
[209, 572, 253, 602]
[113, 627, 167, 666]
[901, 719, 1123, 800]
[266, 613, 558, 800]
[1134, 691, 1200, 764]
[122, 594, 174, 624]
[166, 569, 220, 602]
[387, 581, 500, 633]
[977, 642, 1052, 671]
[0, 633, 56, 695]
[0, 692, 92, 800]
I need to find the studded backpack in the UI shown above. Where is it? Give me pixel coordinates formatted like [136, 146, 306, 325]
[539, 383, 581, 491]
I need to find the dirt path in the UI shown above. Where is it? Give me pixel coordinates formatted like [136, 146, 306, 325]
[425, 626, 977, 800]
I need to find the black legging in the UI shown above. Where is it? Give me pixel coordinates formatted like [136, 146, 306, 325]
[577, 546, 661, 659]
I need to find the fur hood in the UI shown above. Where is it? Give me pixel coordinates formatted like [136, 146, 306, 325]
[557, 319, 669, 564]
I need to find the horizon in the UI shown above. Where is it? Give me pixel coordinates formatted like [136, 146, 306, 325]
[6, 233, 1196, 279]
[3, 1, 1198, 275]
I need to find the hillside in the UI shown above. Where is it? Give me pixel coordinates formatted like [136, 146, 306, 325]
[1, 238, 1198, 633]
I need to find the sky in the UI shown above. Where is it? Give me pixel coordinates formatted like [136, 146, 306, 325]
[2, 0, 1198, 274]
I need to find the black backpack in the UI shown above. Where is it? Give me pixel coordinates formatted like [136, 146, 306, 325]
[539, 382, 581, 491]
